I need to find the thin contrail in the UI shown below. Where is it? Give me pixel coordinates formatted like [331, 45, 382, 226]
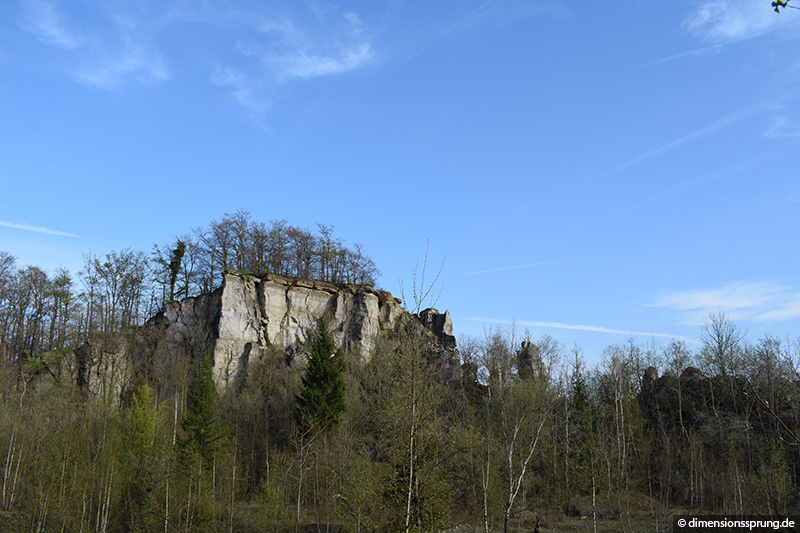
[0, 220, 78, 238]
[463, 317, 698, 344]
[589, 106, 762, 183]
[641, 43, 723, 68]
[464, 259, 563, 276]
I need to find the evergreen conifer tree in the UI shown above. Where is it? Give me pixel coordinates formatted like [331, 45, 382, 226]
[179, 356, 223, 468]
[294, 325, 346, 434]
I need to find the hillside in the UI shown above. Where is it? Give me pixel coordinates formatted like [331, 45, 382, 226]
[1, 233, 799, 531]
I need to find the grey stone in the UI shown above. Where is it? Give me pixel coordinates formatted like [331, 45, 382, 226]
[72, 272, 460, 395]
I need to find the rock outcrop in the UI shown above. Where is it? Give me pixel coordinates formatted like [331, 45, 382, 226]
[138, 272, 457, 391]
[73, 272, 459, 395]
[419, 308, 456, 351]
[516, 340, 546, 381]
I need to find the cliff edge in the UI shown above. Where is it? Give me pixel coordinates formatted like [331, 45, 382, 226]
[139, 271, 457, 391]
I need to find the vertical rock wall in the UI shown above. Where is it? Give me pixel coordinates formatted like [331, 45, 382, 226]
[167, 272, 407, 389]
[78, 271, 458, 394]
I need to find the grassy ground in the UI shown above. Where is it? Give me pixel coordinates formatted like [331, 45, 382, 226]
[441, 493, 676, 532]
[534, 513, 670, 533]
[442, 512, 671, 533]
[0, 500, 679, 532]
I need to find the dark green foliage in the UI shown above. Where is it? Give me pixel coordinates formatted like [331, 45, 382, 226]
[571, 362, 591, 413]
[168, 240, 186, 301]
[124, 383, 157, 478]
[121, 382, 172, 531]
[180, 356, 223, 468]
[294, 325, 346, 434]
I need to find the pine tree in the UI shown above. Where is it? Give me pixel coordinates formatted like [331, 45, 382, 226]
[294, 325, 346, 435]
[292, 325, 347, 529]
[179, 356, 223, 468]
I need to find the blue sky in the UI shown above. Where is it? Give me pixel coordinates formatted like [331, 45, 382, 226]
[2, 0, 800, 362]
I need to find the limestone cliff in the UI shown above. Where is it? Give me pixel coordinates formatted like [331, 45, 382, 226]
[138, 271, 456, 391]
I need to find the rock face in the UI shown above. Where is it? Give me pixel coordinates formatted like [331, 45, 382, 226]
[418, 308, 456, 351]
[143, 272, 456, 391]
[516, 341, 546, 381]
[212, 272, 400, 387]
[73, 272, 460, 394]
[75, 337, 129, 398]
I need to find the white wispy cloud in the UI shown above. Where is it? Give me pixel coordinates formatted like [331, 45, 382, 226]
[19, 0, 170, 90]
[463, 317, 696, 344]
[244, 10, 373, 83]
[211, 7, 374, 113]
[210, 65, 272, 117]
[20, 0, 82, 49]
[75, 37, 169, 90]
[647, 1, 799, 67]
[649, 1, 800, 67]
[265, 43, 372, 81]
[651, 281, 800, 325]
[682, 0, 795, 45]
[464, 260, 564, 276]
[763, 116, 800, 139]
[759, 295, 800, 322]
[0, 220, 78, 238]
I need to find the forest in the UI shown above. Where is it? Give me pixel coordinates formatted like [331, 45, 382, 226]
[0, 210, 799, 532]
